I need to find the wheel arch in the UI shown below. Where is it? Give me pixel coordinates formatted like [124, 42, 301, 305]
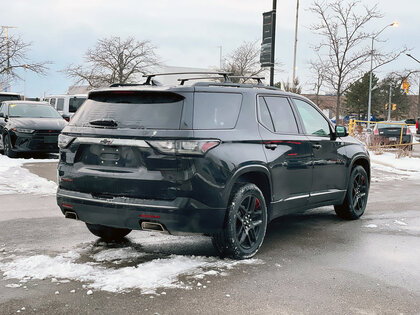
[224, 165, 272, 213]
[350, 155, 371, 182]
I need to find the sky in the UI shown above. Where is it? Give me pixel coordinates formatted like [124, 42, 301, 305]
[1, 0, 419, 97]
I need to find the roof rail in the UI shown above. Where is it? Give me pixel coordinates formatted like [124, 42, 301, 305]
[143, 72, 232, 85]
[109, 83, 142, 87]
[229, 76, 265, 85]
[178, 76, 226, 85]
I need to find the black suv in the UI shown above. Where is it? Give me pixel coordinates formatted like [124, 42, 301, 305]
[57, 73, 370, 259]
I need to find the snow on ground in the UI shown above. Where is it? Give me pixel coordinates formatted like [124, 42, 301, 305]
[369, 151, 420, 182]
[0, 155, 58, 195]
[0, 242, 263, 294]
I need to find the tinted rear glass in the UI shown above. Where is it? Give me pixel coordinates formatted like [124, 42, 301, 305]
[0, 95, 20, 102]
[193, 92, 242, 129]
[69, 97, 87, 113]
[70, 91, 184, 129]
[378, 124, 403, 129]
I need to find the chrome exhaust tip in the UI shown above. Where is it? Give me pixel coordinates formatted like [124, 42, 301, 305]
[141, 221, 166, 232]
[64, 211, 78, 220]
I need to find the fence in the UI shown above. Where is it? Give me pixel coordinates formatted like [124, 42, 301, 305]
[348, 119, 418, 150]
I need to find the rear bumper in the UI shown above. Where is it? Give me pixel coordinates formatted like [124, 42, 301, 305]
[56, 188, 226, 235]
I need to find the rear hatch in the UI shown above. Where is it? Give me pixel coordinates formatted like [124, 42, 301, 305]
[60, 90, 194, 200]
[377, 123, 408, 137]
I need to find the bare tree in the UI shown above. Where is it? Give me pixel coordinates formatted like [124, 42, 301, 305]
[221, 41, 266, 83]
[309, 59, 326, 106]
[64, 37, 159, 88]
[310, 0, 406, 122]
[0, 29, 49, 86]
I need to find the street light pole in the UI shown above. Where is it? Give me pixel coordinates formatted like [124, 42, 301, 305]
[387, 84, 392, 121]
[292, 0, 300, 88]
[270, 0, 277, 86]
[367, 22, 398, 129]
[216, 46, 223, 69]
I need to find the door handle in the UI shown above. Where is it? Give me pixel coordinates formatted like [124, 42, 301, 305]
[312, 144, 322, 150]
[265, 143, 277, 150]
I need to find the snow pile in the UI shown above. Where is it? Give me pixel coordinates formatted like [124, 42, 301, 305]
[0, 155, 58, 195]
[369, 152, 420, 173]
[0, 246, 263, 294]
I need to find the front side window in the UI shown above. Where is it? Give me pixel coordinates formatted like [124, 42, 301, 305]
[193, 92, 242, 129]
[56, 98, 64, 111]
[262, 96, 298, 134]
[293, 98, 331, 137]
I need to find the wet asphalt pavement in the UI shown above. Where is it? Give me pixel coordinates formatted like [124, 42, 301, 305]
[0, 160, 419, 314]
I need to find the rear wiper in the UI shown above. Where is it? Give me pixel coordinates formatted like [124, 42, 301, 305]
[88, 119, 118, 127]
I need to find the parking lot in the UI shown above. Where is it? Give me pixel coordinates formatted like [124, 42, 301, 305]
[0, 149, 419, 315]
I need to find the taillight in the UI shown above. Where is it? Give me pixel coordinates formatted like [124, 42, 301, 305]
[416, 120, 419, 132]
[147, 140, 220, 155]
[64, 117, 70, 122]
[373, 128, 379, 135]
[407, 127, 411, 135]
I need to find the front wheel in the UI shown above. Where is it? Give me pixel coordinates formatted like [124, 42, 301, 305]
[4, 134, 17, 158]
[86, 223, 131, 241]
[334, 165, 369, 220]
[212, 183, 268, 259]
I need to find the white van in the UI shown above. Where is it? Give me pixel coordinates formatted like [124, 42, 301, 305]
[44, 94, 87, 121]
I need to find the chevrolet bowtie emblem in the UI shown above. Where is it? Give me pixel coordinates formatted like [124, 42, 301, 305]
[100, 139, 113, 145]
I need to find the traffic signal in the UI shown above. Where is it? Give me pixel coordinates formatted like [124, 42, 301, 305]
[392, 103, 397, 111]
[402, 79, 410, 94]
[385, 103, 388, 110]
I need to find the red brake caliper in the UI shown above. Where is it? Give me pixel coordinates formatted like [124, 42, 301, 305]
[255, 198, 261, 210]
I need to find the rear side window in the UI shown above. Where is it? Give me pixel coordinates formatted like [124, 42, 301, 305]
[70, 91, 185, 129]
[262, 96, 298, 134]
[193, 92, 242, 129]
[69, 97, 87, 113]
[0, 95, 20, 102]
[57, 98, 64, 111]
[49, 98, 56, 107]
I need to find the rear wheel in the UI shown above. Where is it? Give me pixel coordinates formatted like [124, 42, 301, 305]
[4, 134, 17, 158]
[334, 165, 369, 220]
[86, 223, 131, 241]
[212, 183, 268, 259]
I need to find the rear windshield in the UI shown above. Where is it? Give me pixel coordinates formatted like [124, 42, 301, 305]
[70, 91, 184, 129]
[0, 95, 20, 102]
[193, 92, 242, 129]
[8, 103, 62, 118]
[377, 124, 404, 129]
[69, 97, 87, 113]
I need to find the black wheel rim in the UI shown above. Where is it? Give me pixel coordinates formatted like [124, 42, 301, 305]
[235, 195, 264, 250]
[351, 172, 368, 213]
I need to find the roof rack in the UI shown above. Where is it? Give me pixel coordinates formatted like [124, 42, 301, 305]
[178, 76, 226, 85]
[143, 72, 232, 85]
[229, 76, 265, 85]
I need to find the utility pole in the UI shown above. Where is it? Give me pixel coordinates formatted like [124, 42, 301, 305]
[387, 84, 392, 121]
[23, 64, 27, 100]
[270, 0, 277, 86]
[0, 25, 17, 92]
[216, 46, 223, 69]
[292, 0, 300, 88]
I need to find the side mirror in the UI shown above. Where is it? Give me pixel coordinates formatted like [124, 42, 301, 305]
[335, 125, 348, 137]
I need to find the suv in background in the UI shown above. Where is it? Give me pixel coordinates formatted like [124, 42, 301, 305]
[44, 94, 87, 121]
[0, 92, 22, 102]
[56, 73, 370, 259]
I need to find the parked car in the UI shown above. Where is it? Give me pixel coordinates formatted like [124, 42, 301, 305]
[0, 92, 22, 102]
[56, 74, 370, 259]
[371, 122, 413, 149]
[0, 101, 67, 157]
[44, 94, 87, 121]
[416, 117, 420, 141]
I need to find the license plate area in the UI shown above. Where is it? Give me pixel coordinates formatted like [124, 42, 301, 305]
[389, 137, 397, 141]
[44, 136, 57, 143]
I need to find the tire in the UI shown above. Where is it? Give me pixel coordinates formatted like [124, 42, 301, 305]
[4, 134, 17, 158]
[86, 223, 131, 241]
[334, 165, 369, 220]
[212, 183, 268, 260]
